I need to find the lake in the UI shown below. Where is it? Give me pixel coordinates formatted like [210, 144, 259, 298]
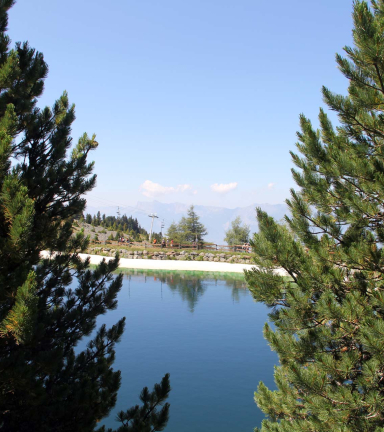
[96, 270, 277, 432]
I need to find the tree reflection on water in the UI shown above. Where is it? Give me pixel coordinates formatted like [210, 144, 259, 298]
[120, 270, 248, 312]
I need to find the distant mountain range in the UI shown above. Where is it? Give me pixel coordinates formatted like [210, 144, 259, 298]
[85, 201, 289, 244]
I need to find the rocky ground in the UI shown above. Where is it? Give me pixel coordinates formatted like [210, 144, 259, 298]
[73, 221, 121, 242]
[87, 247, 252, 264]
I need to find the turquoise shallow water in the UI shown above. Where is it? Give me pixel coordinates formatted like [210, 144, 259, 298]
[95, 270, 277, 432]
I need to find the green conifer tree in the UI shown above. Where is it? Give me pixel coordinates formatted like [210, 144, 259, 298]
[178, 205, 207, 243]
[0, 2, 170, 431]
[246, 1, 384, 431]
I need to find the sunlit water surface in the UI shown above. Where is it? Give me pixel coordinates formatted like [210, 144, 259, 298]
[89, 270, 277, 432]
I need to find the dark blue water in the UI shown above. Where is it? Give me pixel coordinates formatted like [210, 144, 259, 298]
[94, 270, 277, 432]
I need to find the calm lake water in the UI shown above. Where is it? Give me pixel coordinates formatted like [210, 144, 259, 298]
[94, 270, 277, 432]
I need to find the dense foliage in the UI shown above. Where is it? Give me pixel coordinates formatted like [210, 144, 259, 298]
[0, 2, 170, 430]
[245, 1, 384, 431]
[224, 216, 250, 246]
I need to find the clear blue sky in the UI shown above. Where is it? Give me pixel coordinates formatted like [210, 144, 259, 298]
[9, 0, 353, 209]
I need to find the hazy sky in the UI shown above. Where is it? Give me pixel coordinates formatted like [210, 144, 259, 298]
[9, 0, 353, 209]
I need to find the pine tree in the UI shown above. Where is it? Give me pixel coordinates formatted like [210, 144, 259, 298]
[114, 373, 171, 432]
[245, 1, 384, 431]
[224, 216, 250, 246]
[0, 2, 170, 431]
[178, 205, 207, 242]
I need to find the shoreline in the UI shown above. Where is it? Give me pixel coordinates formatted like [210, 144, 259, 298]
[41, 251, 289, 275]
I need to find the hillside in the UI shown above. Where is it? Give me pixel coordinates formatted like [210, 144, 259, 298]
[85, 201, 288, 244]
